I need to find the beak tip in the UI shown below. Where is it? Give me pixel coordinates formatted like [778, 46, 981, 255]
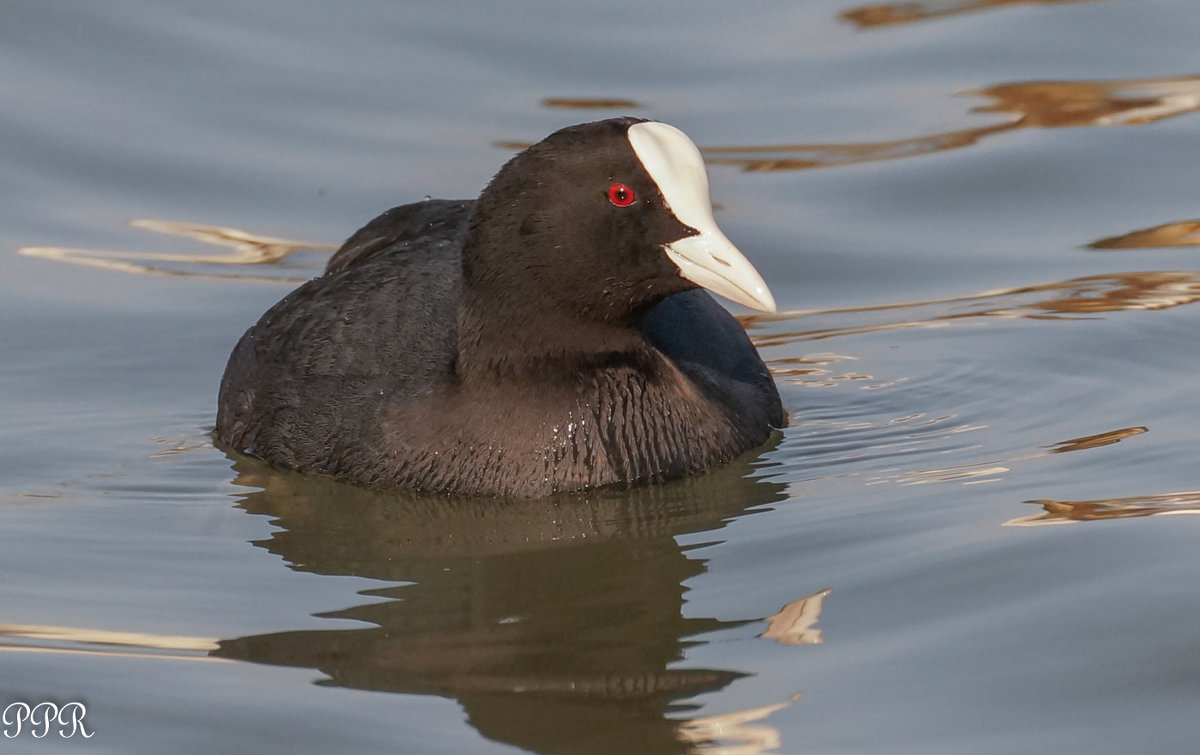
[751, 289, 778, 314]
[662, 235, 777, 314]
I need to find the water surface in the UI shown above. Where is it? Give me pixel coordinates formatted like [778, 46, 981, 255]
[3, 1, 1200, 752]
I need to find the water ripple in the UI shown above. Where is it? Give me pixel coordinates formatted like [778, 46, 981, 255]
[742, 270, 1200, 346]
[18, 219, 330, 283]
[1008, 491, 1200, 526]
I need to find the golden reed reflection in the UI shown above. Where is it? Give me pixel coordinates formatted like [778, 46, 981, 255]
[18, 219, 331, 283]
[676, 693, 803, 755]
[1008, 491, 1200, 526]
[0, 623, 221, 662]
[1090, 219, 1200, 250]
[841, 0, 1109, 29]
[759, 589, 832, 645]
[1047, 426, 1147, 453]
[702, 75, 1200, 172]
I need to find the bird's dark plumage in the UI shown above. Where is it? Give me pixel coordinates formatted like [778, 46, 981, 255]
[216, 119, 783, 497]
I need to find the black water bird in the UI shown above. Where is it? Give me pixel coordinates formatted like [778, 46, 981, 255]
[216, 118, 782, 497]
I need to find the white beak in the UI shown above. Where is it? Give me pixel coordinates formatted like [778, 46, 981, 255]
[664, 229, 776, 313]
[627, 121, 777, 313]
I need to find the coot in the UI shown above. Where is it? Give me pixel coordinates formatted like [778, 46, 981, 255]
[216, 118, 783, 497]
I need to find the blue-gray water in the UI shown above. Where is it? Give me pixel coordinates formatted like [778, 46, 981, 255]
[4, 1, 1200, 752]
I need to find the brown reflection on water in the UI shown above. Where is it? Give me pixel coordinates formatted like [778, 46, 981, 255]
[18, 219, 330, 283]
[740, 270, 1200, 346]
[215, 451, 816, 755]
[1008, 491, 1200, 526]
[1090, 220, 1200, 250]
[1048, 427, 1147, 453]
[542, 97, 643, 109]
[703, 75, 1200, 172]
[701, 123, 1011, 172]
[972, 76, 1200, 127]
[841, 0, 1110, 29]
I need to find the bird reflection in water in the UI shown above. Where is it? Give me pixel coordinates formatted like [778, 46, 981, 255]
[214, 451, 819, 755]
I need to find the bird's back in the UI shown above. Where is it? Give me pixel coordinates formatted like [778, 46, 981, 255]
[216, 201, 471, 471]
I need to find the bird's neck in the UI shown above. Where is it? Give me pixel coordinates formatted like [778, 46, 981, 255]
[455, 294, 653, 386]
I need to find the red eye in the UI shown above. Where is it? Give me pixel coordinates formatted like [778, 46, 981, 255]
[607, 183, 636, 207]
